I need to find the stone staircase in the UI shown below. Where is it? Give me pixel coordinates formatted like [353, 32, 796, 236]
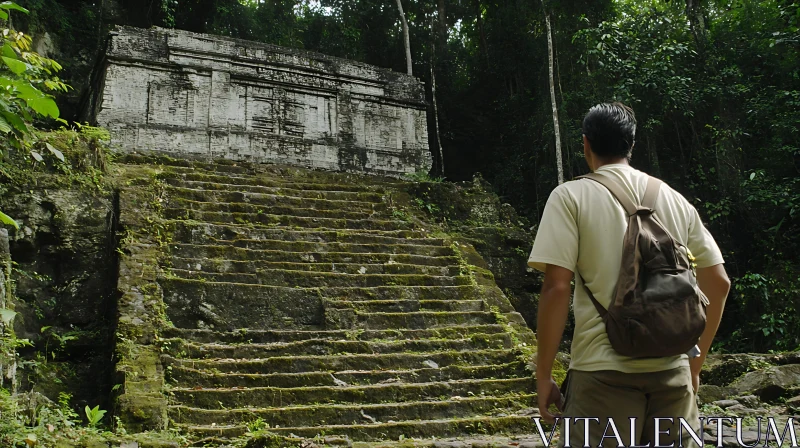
[115, 159, 539, 444]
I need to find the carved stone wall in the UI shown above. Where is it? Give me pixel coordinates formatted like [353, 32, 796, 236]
[87, 26, 431, 176]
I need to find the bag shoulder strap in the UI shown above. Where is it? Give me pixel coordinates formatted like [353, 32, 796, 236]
[642, 177, 663, 210]
[577, 172, 638, 216]
[579, 274, 608, 318]
[575, 173, 664, 316]
[578, 172, 663, 216]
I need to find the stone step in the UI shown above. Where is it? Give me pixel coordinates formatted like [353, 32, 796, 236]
[162, 349, 521, 374]
[169, 393, 536, 427]
[174, 239, 452, 257]
[160, 278, 324, 330]
[162, 333, 510, 359]
[171, 221, 443, 246]
[317, 285, 508, 302]
[170, 378, 534, 410]
[356, 311, 497, 330]
[167, 361, 529, 389]
[325, 299, 487, 313]
[166, 269, 470, 288]
[167, 244, 457, 266]
[163, 178, 386, 202]
[166, 198, 377, 221]
[170, 257, 462, 276]
[163, 208, 413, 231]
[178, 415, 538, 441]
[159, 160, 407, 188]
[160, 279, 506, 330]
[160, 325, 509, 344]
[165, 185, 385, 213]
[166, 171, 387, 193]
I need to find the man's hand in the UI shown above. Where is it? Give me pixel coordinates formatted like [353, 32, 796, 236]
[538, 376, 564, 424]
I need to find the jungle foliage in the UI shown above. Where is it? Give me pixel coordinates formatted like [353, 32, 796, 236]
[10, 0, 800, 352]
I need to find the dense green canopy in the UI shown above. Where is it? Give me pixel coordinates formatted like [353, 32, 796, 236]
[17, 0, 800, 352]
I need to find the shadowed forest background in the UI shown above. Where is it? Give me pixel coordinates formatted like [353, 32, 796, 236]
[14, 0, 800, 353]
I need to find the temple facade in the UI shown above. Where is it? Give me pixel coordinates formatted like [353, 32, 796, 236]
[86, 26, 431, 176]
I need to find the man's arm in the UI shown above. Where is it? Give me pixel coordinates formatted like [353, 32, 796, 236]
[536, 264, 573, 423]
[690, 264, 731, 391]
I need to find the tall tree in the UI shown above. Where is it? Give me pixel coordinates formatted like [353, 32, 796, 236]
[685, 0, 706, 54]
[395, 0, 413, 75]
[543, 10, 564, 184]
[431, 17, 445, 176]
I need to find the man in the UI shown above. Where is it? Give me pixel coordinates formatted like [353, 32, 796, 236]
[528, 103, 731, 447]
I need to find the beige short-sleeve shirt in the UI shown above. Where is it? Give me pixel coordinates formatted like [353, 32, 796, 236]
[528, 164, 724, 373]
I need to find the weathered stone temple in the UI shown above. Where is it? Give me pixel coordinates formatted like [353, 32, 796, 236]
[86, 26, 431, 176]
[86, 26, 541, 446]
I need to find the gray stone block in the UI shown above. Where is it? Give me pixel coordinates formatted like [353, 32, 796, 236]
[88, 27, 432, 177]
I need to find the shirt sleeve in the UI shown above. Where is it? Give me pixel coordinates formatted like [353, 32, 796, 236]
[528, 185, 579, 273]
[686, 205, 725, 268]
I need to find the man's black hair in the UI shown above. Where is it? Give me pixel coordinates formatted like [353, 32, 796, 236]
[582, 102, 637, 159]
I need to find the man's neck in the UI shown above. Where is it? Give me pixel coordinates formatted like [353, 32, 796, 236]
[592, 157, 629, 172]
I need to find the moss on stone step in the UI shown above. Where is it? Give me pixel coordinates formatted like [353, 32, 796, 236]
[110, 159, 539, 443]
[160, 278, 324, 330]
[167, 268, 470, 288]
[169, 245, 457, 266]
[169, 393, 535, 427]
[166, 171, 388, 193]
[355, 311, 497, 330]
[167, 361, 528, 389]
[170, 378, 534, 409]
[166, 185, 384, 212]
[175, 238, 453, 257]
[164, 178, 387, 202]
[171, 222, 440, 245]
[323, 299, 486, 313]
[160, 325, 508, 344]
[161, 348, 521, 374]
[161, 333, 510, 359]
[170, 257, 462, 276]
[179, 415, 539, 441]
[167, 197, 376, 220]
[164, 208, 413, 231]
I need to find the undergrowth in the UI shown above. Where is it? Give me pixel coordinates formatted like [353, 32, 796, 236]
[0, 124, 114, 198]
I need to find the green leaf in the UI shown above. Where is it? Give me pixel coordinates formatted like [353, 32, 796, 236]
[28, 96, 59, 119]
[0, 210, 18, 230]
[0, 308, 17, 325]
[2, 56, 26, 75]
[30, 150, 43, 162]
[0, 114, 11, 133]
[0, 2, 29, 13]
[1, 110, 27, 133]
[750, 172, 756, 180]
[45, 142, 64, 162]
[0, 10, 7, 20]
[1, 44, 16, 59]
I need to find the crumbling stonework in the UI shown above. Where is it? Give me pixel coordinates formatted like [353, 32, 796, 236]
[87, 26, 431, 176]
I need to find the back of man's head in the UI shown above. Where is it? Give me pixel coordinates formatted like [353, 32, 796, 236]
[582, 102, 637, 160]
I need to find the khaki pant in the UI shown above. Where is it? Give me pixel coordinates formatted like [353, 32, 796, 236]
[558, 366, 701, 447]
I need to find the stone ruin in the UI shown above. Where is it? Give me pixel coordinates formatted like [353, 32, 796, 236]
[84, 26, 431, 176]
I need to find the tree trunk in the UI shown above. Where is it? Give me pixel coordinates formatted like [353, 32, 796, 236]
[437, 0, 447, 48]
[395, 0, 413, 76]
[475, 0, 490, 66]
[685, 0, 707, 55]
[431, 37, 445, 177]
[544, 12, 564, 184]
[647, 136, 661, 177]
